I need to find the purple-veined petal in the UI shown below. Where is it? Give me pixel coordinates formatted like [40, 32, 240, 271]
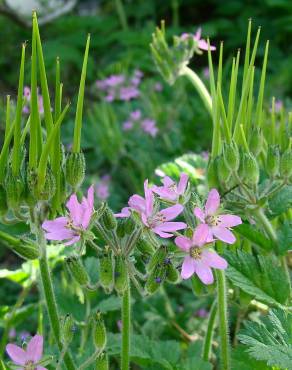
[211, 226, 236, 244]
[26, 335, 43, 363]
[159, 204, 184, 221]
[205, 188, 220, 215]
[175, 236, 192, 252]
[128, 194, 146, 214]
[66, 194, 82, 226]
[63, 236, 80, 246]
[202, 250, 228, 269]
[114, 207, 131, 218]
[193, 207, 205, 223]
[6, 344, 26, 365]
[42, 217, 68, 232]
[177, 173, 189, 194]
[195, 261, 214, 285]
[218, 214, 242, 227]
[181, 256, 196, 279]
[192, 223, 209, 247]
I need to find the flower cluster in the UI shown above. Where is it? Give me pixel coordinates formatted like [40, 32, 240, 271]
[23, 86, 44, 115]
[122, 109, 158, 137]
[95, 70, 143, 102]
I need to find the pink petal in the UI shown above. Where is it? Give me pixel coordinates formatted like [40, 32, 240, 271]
[144, 180, 154, 217]
[6, 344, 26, 365]
[202, 250, 228, 269]
[153, 229, 173, 238]
[195, 261, 214, 284]
[128, 194, 146, 214]
[37, 367, 48, 370]
[218, 214, 242, 227]
[193, 207, 205, 223]
[42, 217, 68, 232]
[26, 335, 43, 363]
[198, 40, 216, 51]
[154, 221, 187, 232]
[159, 204, 184, 221]
[114, 207, 131, 218]
[205, 189, 220, 216]
[211, 226, 236, 244]
[162, 176, 174, 187]
[151, 187, 177, 201]
[66, 194, 82, 226]
[175, 236, 192, 251]
[63, 236, 80, 246]
[86, 185, 94, 209]
[181, 256, 196, 279]
[192, 223, 209, 247]
[177, 173, 188, 195]
[45, 229, 75, 241]
[194, 27, 202, 40]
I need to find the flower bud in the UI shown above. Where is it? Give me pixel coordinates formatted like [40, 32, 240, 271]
[65, 152, 85, 189]
[207, 158, 219, 189]
[136, 237, 154, 255]
[165, 261, 179, 284]
[240, 153, 259, 186]
[266, 145, 280, 178]
[216, 155, 231, 186]
[95, 352, 109, 370]
[123, 217, 135, 235]
[280, 149, 292, 179]
[101, 207, 117, 230]
[65, 256, 89, 286]
[5, 167, 24, 209]
[116, 220, 126, 238]
[114, 255, 127, 294]
[99, 250, 114, 291]
[146, 245, 168, 273]
[145, 265, 166, 295]
[62, 314, 75, 345]
[223, 141, 239, 171]
[36, 167, 56, 201]
[0, 185, 8, 216]
[4, 237, 39, 260]
[93, 311, 107, 351]
[249, 128, 263, 156]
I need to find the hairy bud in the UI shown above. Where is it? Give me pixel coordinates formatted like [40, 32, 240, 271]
[65, 152, 85, 189]
[280, 149, 292, 179]
[114, 255, 128, 294]
[136, 237, 154, 255]
[0, 185, 8, 216]
[93, 311, 107, 351]
[207, 158, 219, 189]
[146, 245, 168, 273]
[240, 153, 259, 186]
[216, 155, 230, 186]
[145, 265, 166, 295]
[101, 207, 117, 230]
[223, 141, 239, 172]
[36, 167, 56, 201]
[95, 352, 109, 370]
[62, 314, 75, 345]
[249, 128, 263, 156]
[99, 250, 114, 291]
[165, 261, 179, 284]
[266, 145, 280, 178]
[65, 256, 89, 286]
[5, 167, 24, 209]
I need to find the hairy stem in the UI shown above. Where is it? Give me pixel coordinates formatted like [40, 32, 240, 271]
[202, 299, 217, 362]
[121, 275, 131, 370]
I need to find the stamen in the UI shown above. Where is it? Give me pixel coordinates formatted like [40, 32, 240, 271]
[190, 246, 202, 259]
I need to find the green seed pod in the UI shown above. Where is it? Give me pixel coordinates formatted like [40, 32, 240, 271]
[165, 261, 179, 284]
[136, 237, 154, 255]
[146, 245, 168, 273]
[240, 153, 259, 186]
[207, 158, 219, 189]
[145, 265, 166, 295]
[223, 141, 239, 171]
[266, 145, 280, 178]
[280, 149, 292, 179]
[99, 250, 114, 291]
[5, 167, 24, 209]
[114, 256, 127, 294]
[62, 314, 75, 345]
[216, 155, 231, 185]
[101, 207, 117, 230]
[249, 128, 263, 156]
[95, 352, 109, 370]
[36, 167, 56, 201]
[0, 185, 8, 216]
[65, 256, 89, 286]
[93, 311, 107, 351]
[65, 152, 85, 189]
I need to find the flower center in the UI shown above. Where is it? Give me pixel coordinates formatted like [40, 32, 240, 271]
[147, 212, 166, 228]
[168, 184, 177, 192]
[66, 218, 82, 234]
[190, 246, 202, 260]
[25, 361, 36, 370]
[206, 215, 220, 226]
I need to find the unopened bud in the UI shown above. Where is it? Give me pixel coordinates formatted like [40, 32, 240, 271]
[249, 128, 263, 156]
[240, 153, 259, 185]
[136, 237, 154, 255]
[223, 141, 239, 172]
[145, 265, 166, 295]
[65, 152, 85, 189]
[207, 158, 219, 189]
[95, 352, 109, 370]
[65, 256, 89, 286]
[116, 220, 126, 238]
[93, 311, 107, 351]
[62, 314, 75, 344]
[6, 237, 39, 260]
[216, 155, 230, 186]
[280, 149, 292, 179]
[36, 167, 56, 201]
[99, 250, 114, 291]
[114, 256, 127, 294]
[5, 167, 24, 209]
[165, 261, 179, 284]
[123, 217, 135, 234]
[0, 185, 8, 216]
[101, 207, 117, 230]
[266, 145, 280, 177]
[146, 245, 168, 273]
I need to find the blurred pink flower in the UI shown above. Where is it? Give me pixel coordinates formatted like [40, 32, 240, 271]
[122, 120, 134, 131]
[270, 99, 283, 113]
[6, 334, 47, 370]
[175, 224, 227, 284]
[22, 86, 45, 115]
[154, 82, 163, 92]
[120, 86, 140, 101]
[42, 186, 94, 246]
[194, 189, 242, 244]
[203, 67, 210, 78]
[105, 74, 125, 87]
[96, 175, 111, 201]
[152, 173, 189, 202]
[130, 110, 142, 121]
[141, 118, 158, 137]
[181, 27, 216, 51]
[196, 308, 209, 318]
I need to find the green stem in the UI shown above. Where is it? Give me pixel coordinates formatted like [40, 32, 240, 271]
[202, 300, 217, 362]
[37, 227, 76, 370]
[181, 66, 213, 117]
[121, 275, 131, 370]
[216, 270, 230, 370]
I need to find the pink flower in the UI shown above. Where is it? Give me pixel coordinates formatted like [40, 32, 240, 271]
[6, 334, 47, 370]
[120, 86, 140, 101]
[114, 207, 131, 218]
[203, 67, 210, 78]
[154, 82, 163, 92]
[105, 74, 125, 87]
[194, 189, 242, 244]
[96, 175, 110, 201]
[119, 180, 186, 238]
[42, 186, 94, 246]
[152, 173, 189, 202]
[175, 224, 227, 284]
[270, 99, 283, 113]
[181, 27, 216, 51]
[122, 120, 134, 131]
[130, 110, 141, 121]
[141, 118, 158, 137]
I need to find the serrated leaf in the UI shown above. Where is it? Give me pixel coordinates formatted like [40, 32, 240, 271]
[268, 185, 292, 218]
[225, 251, 290, 307]
[231, 346, 271, 370]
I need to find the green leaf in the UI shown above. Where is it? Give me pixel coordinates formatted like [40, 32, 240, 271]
[231, 346, 271, 370]
[225, 251, 290, 308]
[235, 223, 273, 251]
[268, 185, 292, 218]
[94, 296, 121, 313]
[0, 269, 29, 284]
[238, 309, 292, 370]
[278, 221, 292, 254]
